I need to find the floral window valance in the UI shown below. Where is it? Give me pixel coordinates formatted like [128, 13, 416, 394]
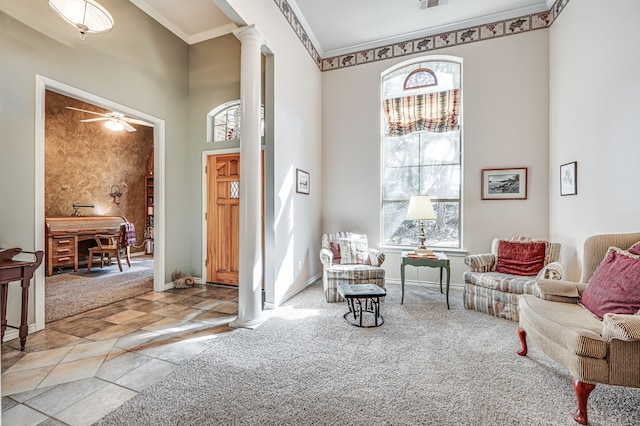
[383, 88, 460, 136]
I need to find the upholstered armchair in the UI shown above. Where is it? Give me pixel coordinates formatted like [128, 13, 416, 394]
[463, 237, 564, 321]
[319, 232, 385, 303]
[518, 232, 640, 425]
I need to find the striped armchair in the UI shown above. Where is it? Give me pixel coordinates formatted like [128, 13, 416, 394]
[463, 237, 564, 321]
[319, 232, 385, 303]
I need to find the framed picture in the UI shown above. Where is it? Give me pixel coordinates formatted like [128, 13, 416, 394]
[296, 168, 310, 194]
[560, 161, 577, 196]
[481, 167, 528, 200]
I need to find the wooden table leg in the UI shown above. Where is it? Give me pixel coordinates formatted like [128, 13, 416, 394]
[1, 283, 7, 343]
[19, 276, 30, 350]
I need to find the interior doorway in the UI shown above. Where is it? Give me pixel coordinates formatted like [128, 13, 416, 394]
[33, 75, 166, 333]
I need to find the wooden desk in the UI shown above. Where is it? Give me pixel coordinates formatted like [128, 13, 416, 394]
[45, 216, 126, 276]
[0, 248, 44, 351]
[400, 251, 451, 309]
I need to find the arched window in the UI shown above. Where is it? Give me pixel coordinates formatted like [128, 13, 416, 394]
[381, 58, 462, 249]
[207, 100, 265, 143]
[403, 68, 438, 90]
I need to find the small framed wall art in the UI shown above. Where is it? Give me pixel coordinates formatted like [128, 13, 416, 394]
[481, 167, 528, 200]
[296, 168, 310, 195]
[560, 161, 577, 196]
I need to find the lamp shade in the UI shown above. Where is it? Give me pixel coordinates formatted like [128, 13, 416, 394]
[406, 195, 436, 220]
[49, 0, 114, 38]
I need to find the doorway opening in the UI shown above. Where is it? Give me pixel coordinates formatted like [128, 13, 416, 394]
[33, 75, 166, 332]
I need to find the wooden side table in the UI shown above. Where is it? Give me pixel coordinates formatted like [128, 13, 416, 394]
[0, 248, 44, 351]
[401, 251, 451, 309]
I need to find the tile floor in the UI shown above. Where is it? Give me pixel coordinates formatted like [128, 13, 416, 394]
[1, 284, 239, 426]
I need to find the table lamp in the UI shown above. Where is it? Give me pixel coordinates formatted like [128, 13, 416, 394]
[406, 195, 436, 255]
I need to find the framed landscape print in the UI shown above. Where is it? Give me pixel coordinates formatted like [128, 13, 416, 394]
[296, 168, 310, 194]
[560, 161, 577, 196]
[481, 167, 528, 200]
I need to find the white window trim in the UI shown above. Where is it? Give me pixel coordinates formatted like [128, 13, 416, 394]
[206, 99, 240, 143]
[380, 55, 464, 251]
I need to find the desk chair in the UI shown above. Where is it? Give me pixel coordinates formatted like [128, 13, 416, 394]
[87, 225, 131, 273]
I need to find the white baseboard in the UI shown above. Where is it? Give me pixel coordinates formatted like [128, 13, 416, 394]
[265, 273, 321, 309]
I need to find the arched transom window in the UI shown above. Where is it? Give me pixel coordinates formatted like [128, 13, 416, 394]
[207, 100, 265, 143]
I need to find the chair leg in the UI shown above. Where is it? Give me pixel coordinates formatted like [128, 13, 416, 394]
[87, 251, 93, 273]
[115, 251, 123, 272]
[517, 327, 528, 356]
[125, 246, 131, 267]
[572, 377, 595, 425]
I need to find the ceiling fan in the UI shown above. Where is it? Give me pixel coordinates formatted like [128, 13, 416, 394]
[66, 106, 153, 132]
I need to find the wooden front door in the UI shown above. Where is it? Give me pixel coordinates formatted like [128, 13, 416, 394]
[206, 154, 240, 285]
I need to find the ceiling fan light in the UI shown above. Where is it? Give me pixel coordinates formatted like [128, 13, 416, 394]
[49, 0, 114, 40]
[105, 119, 124, 132]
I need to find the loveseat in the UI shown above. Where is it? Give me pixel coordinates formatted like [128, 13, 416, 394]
[517, 232, 640, 424]
[463, 237, 563, 321]
[319, 231, 385, 303]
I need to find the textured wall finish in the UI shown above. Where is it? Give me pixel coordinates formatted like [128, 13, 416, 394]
[45, 90, 153, 253]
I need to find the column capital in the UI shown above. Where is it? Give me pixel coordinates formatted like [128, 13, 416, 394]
[233, 24, 266, 47]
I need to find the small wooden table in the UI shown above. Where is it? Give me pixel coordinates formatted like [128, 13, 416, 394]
[0, 248, 44, 351]
[401, 251, 451, 309]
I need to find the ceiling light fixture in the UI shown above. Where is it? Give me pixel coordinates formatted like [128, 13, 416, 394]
[48, 0, 114, 40]
[418, 0, 447, 10]
[104, 118, 125, 132]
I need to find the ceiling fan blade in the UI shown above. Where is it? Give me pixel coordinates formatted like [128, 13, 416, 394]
[124, 117, 153, 127]
[80, 117, 109, 123]
[66, 106, 108, 117]
[122, 121, 137, 132]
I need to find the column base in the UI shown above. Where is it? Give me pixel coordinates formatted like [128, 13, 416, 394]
[229, 315, 267, 330]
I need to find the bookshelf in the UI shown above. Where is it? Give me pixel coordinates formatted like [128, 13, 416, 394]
[144, 175, 154, 254]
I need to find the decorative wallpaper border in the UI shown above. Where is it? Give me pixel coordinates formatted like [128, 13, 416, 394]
[273, 0, 571, 72]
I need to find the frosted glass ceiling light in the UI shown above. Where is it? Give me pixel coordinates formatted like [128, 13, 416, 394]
[104, 118, 124, 132]
[49, 0, 114, 40]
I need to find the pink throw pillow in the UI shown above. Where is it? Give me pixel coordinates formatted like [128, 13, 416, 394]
[628, 241, 640, 256]
[330, 242, 341, 264]
[495, 241, 546, 276]
[580, 247, 640, 319]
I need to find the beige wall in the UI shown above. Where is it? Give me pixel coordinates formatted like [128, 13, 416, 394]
[225, 0, 324, 305]
[322, 30, 550, 285]
[549, 0, 640, 280]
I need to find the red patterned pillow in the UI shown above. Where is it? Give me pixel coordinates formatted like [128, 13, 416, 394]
[330, 242, 341, 264]
[495, 241, 547, 276]
[628, 241, 640, 256]
[580, 247, 640, 319]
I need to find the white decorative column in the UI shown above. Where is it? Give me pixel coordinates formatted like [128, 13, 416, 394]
[230, 25, 265, 329]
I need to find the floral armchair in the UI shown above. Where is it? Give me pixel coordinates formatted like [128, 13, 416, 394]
[319, 232, 385, 303]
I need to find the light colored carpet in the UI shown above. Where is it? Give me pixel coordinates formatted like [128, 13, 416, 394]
[45, 257, 153, 323]
[98, 282, 640, 425]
